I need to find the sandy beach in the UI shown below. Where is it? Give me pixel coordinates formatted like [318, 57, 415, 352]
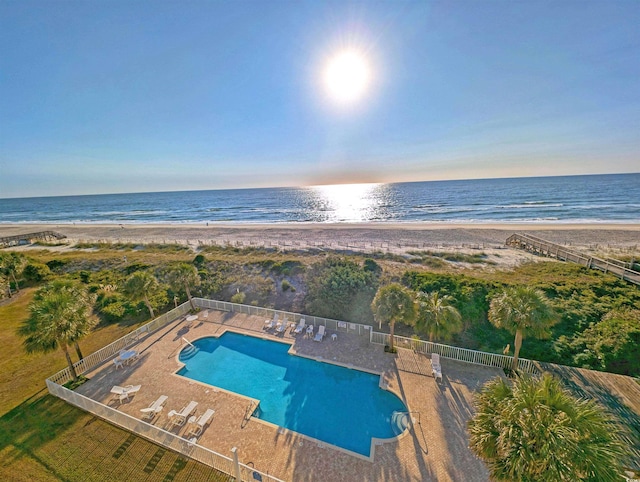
[1, 222, 638, 258]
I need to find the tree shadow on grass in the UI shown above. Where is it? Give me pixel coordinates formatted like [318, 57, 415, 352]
[0, 391, 84, 468]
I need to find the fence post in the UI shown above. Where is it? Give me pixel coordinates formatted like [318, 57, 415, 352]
[231, 447, 242, 481]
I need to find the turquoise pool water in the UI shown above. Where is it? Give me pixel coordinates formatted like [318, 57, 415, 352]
[177, 332, 407, 456]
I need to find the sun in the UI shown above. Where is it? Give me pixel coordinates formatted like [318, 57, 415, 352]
[324, 50, 370, 104]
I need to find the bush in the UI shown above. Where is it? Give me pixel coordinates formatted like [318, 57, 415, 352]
[305, 257, 380, 323]
[231, 291, 246, 304]
[22, 262, 52, 282]
[281, 279, 294, 292]
[576, 309, 640, 376]
[100, 302, 127, 322]
[45, 259, 67, 272]
[193, 254, 207, 267]
[79, 270, 91, 283]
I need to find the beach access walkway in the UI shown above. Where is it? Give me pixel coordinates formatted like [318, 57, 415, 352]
[0, 230, 66, 248]
[507, 233, 640, 285]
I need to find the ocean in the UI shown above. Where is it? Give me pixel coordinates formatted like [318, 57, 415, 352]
[1, 173, 638, 224]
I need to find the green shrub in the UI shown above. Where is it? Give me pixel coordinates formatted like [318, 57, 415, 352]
[281, 279, 294, 292]
[45, 259, 67, 272]
[305, 257, 379, 323]
[100, 302, 126, 321]
[22, 262, 52, 282]
[231, 291, 246, 304]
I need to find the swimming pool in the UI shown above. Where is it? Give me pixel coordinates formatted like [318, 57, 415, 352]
[177, 332, 407, 457]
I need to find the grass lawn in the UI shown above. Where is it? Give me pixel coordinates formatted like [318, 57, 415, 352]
[0, 290, 230, 481]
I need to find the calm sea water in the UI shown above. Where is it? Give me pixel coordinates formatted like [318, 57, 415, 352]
[1, 173, 638, 224]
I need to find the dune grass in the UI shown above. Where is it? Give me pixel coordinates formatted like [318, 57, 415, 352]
[0, 289, 229, 481]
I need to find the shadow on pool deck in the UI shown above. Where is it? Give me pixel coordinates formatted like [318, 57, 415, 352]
[75, 309, 498, 481]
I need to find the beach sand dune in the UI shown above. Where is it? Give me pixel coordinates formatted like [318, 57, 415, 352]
[2, 223, 639, 267]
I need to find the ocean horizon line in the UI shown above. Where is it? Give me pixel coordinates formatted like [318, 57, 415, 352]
[1, 171, 637, 201]
[1, 173, 638, 225]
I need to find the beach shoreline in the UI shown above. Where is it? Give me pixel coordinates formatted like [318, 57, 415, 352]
[1, 222, 639, 250]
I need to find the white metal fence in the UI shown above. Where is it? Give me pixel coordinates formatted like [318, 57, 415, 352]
[194, 298, 373, 336]
[369, 331, 539, 374]
[48, 301, 193, 386]
[46, 380, 283, 482]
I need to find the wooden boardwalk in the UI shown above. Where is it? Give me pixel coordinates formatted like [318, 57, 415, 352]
[0, 230, 66, 248]
[506, 233, 640, 285]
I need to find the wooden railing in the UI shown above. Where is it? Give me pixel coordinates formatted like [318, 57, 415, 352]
[506, 233, 640, 285]
[0, 230, 66, 247]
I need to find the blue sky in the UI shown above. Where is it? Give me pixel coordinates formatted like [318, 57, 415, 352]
[1, 0, 638, 198]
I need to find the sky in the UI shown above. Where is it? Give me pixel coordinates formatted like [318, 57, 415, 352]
[1, 0, 639, 198]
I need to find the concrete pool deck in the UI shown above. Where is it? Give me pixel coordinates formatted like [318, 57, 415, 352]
[77, 310, 499, 481]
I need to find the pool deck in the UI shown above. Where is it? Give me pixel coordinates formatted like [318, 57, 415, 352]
[77, 310, 500, 481]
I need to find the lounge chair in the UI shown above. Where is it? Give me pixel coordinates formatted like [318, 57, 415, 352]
[187, 408, 215, 437]
[431, 354, 442, 382]
[265, 313, 278, 330]
[111, 384, 142, 402]
[293, 319, 306, 335]
[276, 318, 286, 334]
[168, 401, 198, 426]
[140, 395, 168, 420]
[201, 310, 209, 319]
[314, 325, 326, 342]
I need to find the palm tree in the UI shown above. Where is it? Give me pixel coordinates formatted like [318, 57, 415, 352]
[17, 279, 96, 381]
[0, 252, 26, 297]
[468, 374, 629, 481]
[488, 286, 558, 371]
[166, 263, 200, 310]
[371, 283, 415, 353]
[415, 291, 463, 342]
[123, 270, 161, 319]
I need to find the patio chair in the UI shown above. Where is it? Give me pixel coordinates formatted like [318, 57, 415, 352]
[314, 325, 326, 342]
[121, 384, 142, 401]
[168, 401, 198, 426]
[264, 313, 278, 330]
[187, 408, 215, 437]
[431, 354, 442, 382]
[306, 325, 314, 338]
[276, 318, 286, 334]
[113, 358, 124, 370]
[140, 395, 168, 421]
[111, 384, 142, 403]
[293, 319, 306, 335]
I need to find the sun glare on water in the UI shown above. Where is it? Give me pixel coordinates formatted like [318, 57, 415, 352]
[312, 183, 382, 222]
[324, 50, 371, 104]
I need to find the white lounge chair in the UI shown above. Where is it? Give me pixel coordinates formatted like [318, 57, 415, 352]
[168, 401, 198, 426]
[140, 395, 168, 420]
[187, 408, 215, 437]
[314, 325, 326, 342]
[111, 384, 142, 402]
[265, 313, 278, 330]
[276, 318, 286, 334]
[431, 354, 442, 382]
[293, 319, 306, 335]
